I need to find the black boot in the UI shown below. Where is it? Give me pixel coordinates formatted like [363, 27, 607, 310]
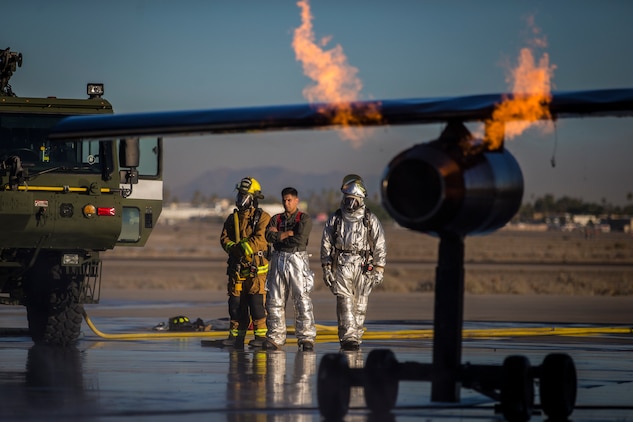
[340, 340, 359, 351]
[298, 340, 314, 351]
[248, 336, 266, 348]
[222, 335, 245, 349]
[261, 339, 280, 350]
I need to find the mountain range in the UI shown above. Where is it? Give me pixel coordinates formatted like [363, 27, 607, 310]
[169, 166, 381, 202]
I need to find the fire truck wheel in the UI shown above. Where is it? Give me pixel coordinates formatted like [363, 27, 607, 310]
[317, 353, 351, 420]
[26, 274, 84, 346]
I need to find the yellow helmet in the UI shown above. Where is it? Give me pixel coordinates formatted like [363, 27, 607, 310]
[236, 177, 264, 198]
[235, 177, 264, 210]
[340, 174, 367, 198]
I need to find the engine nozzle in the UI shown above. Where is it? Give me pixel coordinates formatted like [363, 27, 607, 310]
[381, 122, 523, 236]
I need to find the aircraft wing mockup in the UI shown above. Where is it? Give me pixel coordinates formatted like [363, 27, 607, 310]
[49, 88, 633, 139]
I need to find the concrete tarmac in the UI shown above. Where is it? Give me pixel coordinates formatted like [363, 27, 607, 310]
[0, 290, 631, 421]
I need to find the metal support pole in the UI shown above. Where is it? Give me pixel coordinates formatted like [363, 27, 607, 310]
[431, 232, 465, 402]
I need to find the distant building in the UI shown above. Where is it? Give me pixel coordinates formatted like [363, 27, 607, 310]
[572, 215, 598, 226]
[602, 216, 633, 233]
[158, 200, 305, 225]
[159, 202, 223, 225]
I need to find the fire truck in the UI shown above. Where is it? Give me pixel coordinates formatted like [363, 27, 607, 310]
[0, 48, 162, 345]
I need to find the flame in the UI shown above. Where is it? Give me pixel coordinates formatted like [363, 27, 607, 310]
[292, 0, 381, 145]
[484, 18, 556, 150]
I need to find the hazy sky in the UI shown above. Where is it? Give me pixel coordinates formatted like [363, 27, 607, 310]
[4, 1, 633, 204]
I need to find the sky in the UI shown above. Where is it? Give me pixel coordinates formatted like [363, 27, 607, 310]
[3, 0, 633, 205]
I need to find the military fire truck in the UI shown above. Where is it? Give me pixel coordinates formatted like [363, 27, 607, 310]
[0, 48, 162, 345]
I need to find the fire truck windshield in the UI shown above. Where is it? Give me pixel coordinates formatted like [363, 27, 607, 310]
[0, 114, 104, 173]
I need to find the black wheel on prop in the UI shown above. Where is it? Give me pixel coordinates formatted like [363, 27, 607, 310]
[539, 353, 577, 420]
[364, 349, 399, 414]
[500, 355, 534, 422]
[317, 353, 351, 420]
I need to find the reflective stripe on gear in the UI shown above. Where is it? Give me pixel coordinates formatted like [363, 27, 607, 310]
[240, 239, 254, 256]
[230, 329, 247, 338]
[239, 264, 268, 278]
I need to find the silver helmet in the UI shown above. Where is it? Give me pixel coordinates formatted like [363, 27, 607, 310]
[341, 174, 366, 212]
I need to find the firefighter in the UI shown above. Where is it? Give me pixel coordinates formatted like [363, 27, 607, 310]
[320, 174, 387, 351]
[220, 177, 272, 348]
[257, 187, 316, 351]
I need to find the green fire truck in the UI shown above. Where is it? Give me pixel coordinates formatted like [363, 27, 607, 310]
[0, 48, 162, 345]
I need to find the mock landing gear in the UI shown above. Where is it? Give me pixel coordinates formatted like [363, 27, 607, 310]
[317, 354, 351, 420]
[537, 353, 577, 420]
[364, 349, 399, 414]
[317, 350, 577, 421]
[500, 355, 535, 422]
[317, 349, 402, 419]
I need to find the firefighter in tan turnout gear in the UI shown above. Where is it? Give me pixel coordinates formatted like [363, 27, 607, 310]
[258, 187, 316, 351]
[321, 174, 387, 351]
[220, 177, 272, 348]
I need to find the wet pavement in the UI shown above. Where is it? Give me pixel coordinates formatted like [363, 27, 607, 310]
[0, 298, 632, 421]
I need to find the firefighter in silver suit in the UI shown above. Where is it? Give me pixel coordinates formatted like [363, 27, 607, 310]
[320, 174, 387, 351]
[259, 187, 316, 351]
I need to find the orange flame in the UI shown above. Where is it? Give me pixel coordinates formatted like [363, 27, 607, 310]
[292, 0, 381, 145]
[484, 18, 556, 150]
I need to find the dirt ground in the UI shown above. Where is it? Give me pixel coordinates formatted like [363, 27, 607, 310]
[103, 220, 633, 296]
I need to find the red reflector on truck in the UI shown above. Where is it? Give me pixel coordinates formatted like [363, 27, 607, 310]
[97, 207, 116, 216]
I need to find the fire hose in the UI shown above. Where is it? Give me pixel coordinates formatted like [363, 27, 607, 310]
[81, 310, 632, 342]
[233, 210, 244, 292]
[81, 309, 336, 342]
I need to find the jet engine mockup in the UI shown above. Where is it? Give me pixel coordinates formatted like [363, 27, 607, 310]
[381, 121, 524, 236]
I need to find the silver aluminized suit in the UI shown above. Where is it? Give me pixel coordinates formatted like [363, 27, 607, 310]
[264, 210, 316, 347]
[320, 204, 386, 345]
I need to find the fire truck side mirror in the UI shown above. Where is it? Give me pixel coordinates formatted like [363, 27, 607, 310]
[119, 138, 140, 168]
[119, 169, 139, 185]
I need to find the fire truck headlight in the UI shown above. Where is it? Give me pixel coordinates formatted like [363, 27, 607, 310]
[83, 204, 97, 218]
[87, 83, 104, 98]
[62, 254, 80, 266]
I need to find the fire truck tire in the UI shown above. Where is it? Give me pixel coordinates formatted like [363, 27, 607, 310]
[26, 280, 84, 346]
